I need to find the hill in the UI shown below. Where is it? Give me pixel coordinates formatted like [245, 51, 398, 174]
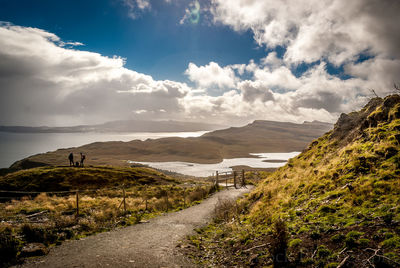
[8, 120, 332, 170]
[188, 95, 400, 267]
[0, 166, 177, 192]
[0, 165, 216, 267]
[0, 120, 224, 133]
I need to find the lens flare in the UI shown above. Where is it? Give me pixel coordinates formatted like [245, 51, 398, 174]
[189, 1, 200, 24]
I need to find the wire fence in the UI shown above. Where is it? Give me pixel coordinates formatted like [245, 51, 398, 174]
[0, 182, 219, 225]
[0, 169, 247, 226]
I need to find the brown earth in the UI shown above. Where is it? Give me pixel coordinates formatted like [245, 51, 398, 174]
[10, 120, 332, 170]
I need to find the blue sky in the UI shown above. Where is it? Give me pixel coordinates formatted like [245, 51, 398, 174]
[0, 0, 399, 126]
[0, 0, 267, 82]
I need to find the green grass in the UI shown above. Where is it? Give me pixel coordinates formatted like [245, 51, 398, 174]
[0, 165, 218, 267]
[186, 95, 400, 267]
[0, 165, 178, 191]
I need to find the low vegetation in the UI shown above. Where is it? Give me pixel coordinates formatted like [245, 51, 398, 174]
[9, 120, 331, 170]
[186, 95, 400, 267]
[0, 165, 217, 267]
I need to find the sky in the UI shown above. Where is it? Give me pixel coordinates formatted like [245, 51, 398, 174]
[0, 0, 399, 127]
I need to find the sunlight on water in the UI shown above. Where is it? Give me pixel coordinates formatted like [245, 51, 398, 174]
[129, 152, 301, 177]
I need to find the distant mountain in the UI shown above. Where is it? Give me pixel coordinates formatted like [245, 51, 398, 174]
[0, 120, 225, 133]
[9, 120, 333, 170]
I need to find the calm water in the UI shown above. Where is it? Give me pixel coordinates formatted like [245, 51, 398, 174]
[129, 152, 300, 177]
[0, 131, 208, 168]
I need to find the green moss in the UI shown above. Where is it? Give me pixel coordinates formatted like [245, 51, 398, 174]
[345, 231, 364, 248]
[358, 238, 370, 248]
[331, 233, 345, 243]
[289, 238, 302, 248]
[316, 245, 331, 258]
[381, 236, 400, 249]
[319, 205, 336, 214]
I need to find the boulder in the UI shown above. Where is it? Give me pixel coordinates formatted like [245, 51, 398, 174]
[20, 243, 49, 257]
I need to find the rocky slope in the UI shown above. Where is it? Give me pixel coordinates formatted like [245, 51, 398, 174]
[188, 95, 400, 267]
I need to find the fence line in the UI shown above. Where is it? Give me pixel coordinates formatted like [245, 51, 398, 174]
[1, 170, 248, 224]
[213, 169, 247, 190]
[0, 182, 219, 223]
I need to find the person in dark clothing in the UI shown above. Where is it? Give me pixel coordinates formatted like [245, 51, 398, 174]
[80, 153, 86, 167]
[68, 153, 74, 166]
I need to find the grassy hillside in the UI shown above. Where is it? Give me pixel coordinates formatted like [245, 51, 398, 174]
[0, 165, 216, 267]
[8, 120, 331, 170]
[0, 166, 177, 192]
[188, 95, 400, 267]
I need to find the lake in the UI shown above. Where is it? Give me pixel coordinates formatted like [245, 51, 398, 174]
[0, 131, 208, 168]
[129, 152, 300, 177]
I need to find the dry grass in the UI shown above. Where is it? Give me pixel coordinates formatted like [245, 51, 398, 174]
[187, 95, 400, 267]
[0, 178, 218, 267]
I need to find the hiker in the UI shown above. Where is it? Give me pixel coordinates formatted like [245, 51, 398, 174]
[68, 153, 74, 166]
[80, 153, 86, 167]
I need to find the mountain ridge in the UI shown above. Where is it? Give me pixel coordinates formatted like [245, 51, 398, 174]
[0, 119, 225, 133]
[8, 120, 332, 171]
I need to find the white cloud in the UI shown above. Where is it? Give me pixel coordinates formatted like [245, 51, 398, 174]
[1, 7, 399, 129]
[253, 66, 302, 91]
[185, 61, 237, 89]
[261, 52, 282, 68]
[121, 0, 151, 19]
[0, 24, 189, 126]
[238, 80, 275, 103]
[210, 0, 400, 66]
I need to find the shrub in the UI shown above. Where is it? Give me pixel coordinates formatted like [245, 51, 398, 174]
[0, 228, 22, 267]
[188, 187, 206, 203]
[270, 219, 289, 267]
[21, 224, 47, 243]
[214, 198, 239, 223]
[21, 224, 57, 245]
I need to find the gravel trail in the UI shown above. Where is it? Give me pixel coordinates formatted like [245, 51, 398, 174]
[18, 187, 252, 268]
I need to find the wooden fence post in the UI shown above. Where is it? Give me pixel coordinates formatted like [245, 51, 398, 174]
[216, 171, 219, 187]
[75, 190, 79, 219]
[242, 169, 245, 187]
[183, 189, 186, 208]
[144, 185, 148, 211]
[165, 190, 169, 211]
[123, 186, 126, 215]
[233, 171, 237, 189]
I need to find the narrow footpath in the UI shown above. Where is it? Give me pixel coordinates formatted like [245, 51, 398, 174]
[18, 187, 252, 268]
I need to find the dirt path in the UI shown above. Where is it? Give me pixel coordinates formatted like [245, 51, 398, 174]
[18, 187, 252, 268]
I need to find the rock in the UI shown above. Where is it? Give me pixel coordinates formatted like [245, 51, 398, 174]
[249, 253, 259, 267]
[383, 94, 400, 108]
[20, 243, 49, 257]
